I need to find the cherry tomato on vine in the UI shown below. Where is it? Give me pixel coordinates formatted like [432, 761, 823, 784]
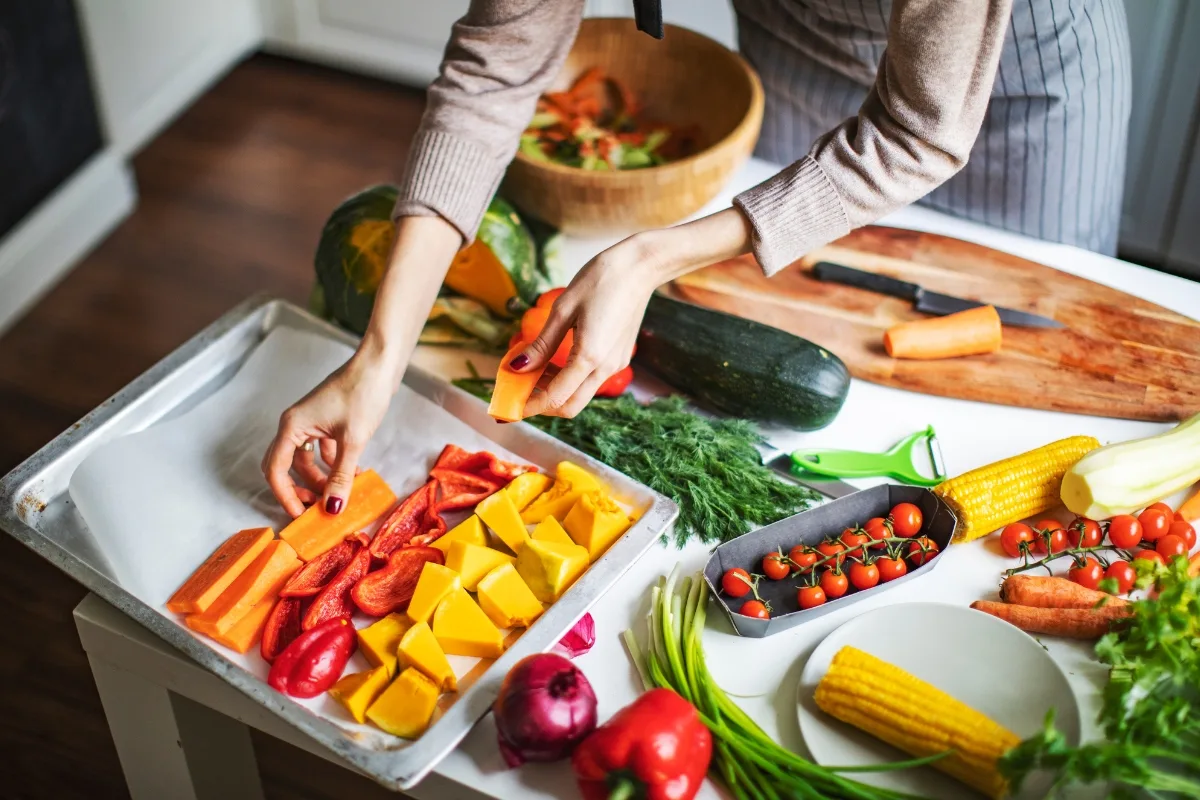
[1168, 519, 1196, 550]
[876, 555, 907, 582]
[1146, 501, 1175, 520]
[1032, 527, 1068, 556]
[1155, 533, 1187, 561]
[906, 536, 939, 566]
[820, 568, 849, 599]
[863, 517, 893, 550]
[721, 568, 754, 598]
[1067, 518, 1102, 549]
[1138, 509, 1172, 543]
[789, 545, 818, 574]
[1104, 560, 1136, 594]
[839, 528, 872, 557]
[762, 551, 790, 581]
[889, 503, 923, 537]
[797, 585, 826, 610]
[1000, 523, 1035, 558]
[1068, 557, 1104, 591]
[1107, 515, 1142, 550]
[816, 540, 846, 567]
[739, 600, 770, 619]
[1133, 549, 1164, 566]
[848, 561, 880, 590]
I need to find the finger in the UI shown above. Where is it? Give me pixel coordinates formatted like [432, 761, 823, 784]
[319, 438, 338, 470]
[510, 307, 573, 372]
[263, 424, 308, 518]
[547, 365, 616, 419]
[295, 486, 319, 506]
[523, 346, 598, 417]
[322, 436, 365, 515]
[292, 445, 328, 492]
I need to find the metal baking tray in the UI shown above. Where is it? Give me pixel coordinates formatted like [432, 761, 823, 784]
[704, 485, 955, 637]
[0, 296, 678, 790]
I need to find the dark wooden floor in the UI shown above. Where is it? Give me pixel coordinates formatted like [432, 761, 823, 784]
[0, 54, 428, 800]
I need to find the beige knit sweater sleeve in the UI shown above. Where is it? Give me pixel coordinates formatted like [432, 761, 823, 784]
[395, 0, 1012, 275]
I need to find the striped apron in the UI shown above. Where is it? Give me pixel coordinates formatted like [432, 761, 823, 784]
[734, 0, 1132, 255]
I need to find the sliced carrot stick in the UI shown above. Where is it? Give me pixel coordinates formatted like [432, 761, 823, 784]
[884, 305, 1002, 360]
[970, 600, 1129, 639]
[186, 540, 301, 638]
[1188, 551, 1200, 578]
[1177, 485, 1200, 523]
[167, 527, 273, 614]
[488, 343, 548, 422]
[279, 469, 398, 561]
[1000, 575, 1126, 609]
[208, 594, 275, 653]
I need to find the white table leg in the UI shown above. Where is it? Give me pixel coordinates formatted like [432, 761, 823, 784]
[88, 654, 265, 800]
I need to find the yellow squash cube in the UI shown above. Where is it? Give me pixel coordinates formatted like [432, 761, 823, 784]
[504, 472, 552, 511]
[432, 588, 505, 658]
[432, 515, 487, 554]
[398, 620, 457, 691]
[365, 667, 440, 739]
[514, 539, 589, 604]
[407, 562, 462, 625]
[328, 666, 391, 723]
[475, 490, 529, 553]
[477, 563, 544, 629]
[564, 491, 633, 561]
[445, 541, 515, 591]
[532, 516, 575, 546]
[356, 613, 412, 677]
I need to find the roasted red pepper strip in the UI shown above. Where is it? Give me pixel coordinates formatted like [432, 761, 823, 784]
[350, 546, 444, 617]
[260, 595, 304, 663]
[594, 365, 634, 398]
[369, 479, 437, 560]
[266, 617, 356, 699]
[302, 544, 371, 630]
[572, 688, 712, 800]
[280, 533, 367, 598]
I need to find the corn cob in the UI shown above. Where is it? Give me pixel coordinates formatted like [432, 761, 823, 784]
[814, 646, 1019, 800]
[934, 435, 1100, 543]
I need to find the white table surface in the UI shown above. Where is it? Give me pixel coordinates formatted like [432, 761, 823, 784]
[76, 157, 1200, 799]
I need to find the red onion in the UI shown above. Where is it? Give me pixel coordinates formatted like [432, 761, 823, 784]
[493, 653, 597, 767]
[554, 613, 596, 659]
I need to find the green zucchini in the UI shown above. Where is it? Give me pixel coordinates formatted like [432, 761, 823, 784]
[636, 294, 850, 430]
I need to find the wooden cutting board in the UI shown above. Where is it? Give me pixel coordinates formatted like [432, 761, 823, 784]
[670, 226, 1200, 422]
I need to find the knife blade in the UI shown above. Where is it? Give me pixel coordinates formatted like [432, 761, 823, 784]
[811, 261, 1064, 329]
[759, 444, 860, 499]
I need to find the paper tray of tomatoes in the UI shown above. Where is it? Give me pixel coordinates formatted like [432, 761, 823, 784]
[703, 486, 957, 638]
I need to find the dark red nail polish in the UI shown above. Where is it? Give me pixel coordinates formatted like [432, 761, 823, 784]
[325, 496, 343, 515]
[509, 353, 530, 370]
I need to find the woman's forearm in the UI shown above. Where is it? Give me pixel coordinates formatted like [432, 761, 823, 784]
[638, 207, 754, 288]
[359, 215, 463, 391]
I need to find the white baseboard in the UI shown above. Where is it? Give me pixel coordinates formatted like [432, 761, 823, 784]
[0, 151, 137, 336]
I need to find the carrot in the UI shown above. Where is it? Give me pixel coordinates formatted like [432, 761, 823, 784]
[1177, 484, 1200, 522]
[207, 594, 275, 653]
[970, 600, 1130, 639]
[883, 305, 1002, 360]
[166, 527, 273, 614]
[279, 469, 398, 561]
[1189, 551, 1200, 578]
[488, 342, 548, 422]
[186, 540, 301, 638]
[1000, 574, 1126, 609]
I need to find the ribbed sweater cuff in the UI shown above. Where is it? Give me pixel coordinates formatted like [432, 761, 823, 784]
[392, 129, 502, 242]
[733, 156, 849, 276]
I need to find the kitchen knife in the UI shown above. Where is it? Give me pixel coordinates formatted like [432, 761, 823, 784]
[758, 443, 860, 499]
[811, 261, 1064, 328]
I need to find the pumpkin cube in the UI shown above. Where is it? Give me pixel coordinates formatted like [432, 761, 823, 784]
[356, 613, 412, 677]
[407, 562, 462, 626]
[520, 481, 579, 525]
[445, 541, 515, 591]
[366, 667, 440, 739]
[504, 472, 552, 511]
[563, 491, 633, 561]
[555, 461, 603, 494]
[431, 515, 487, 554]
[475, 489, 529, 553]
[432, 588, 505, 659]
[531, 516, 574, 547]
[514, 539, 589, 604]
[398, 621, 457, 691]
[328, 665, 391, 724]
[477, 563, 544, 629]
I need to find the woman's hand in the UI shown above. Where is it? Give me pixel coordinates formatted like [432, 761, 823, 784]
[514, 207, 753, 418]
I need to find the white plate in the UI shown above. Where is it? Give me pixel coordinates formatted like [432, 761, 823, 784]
[797, 602, 1081, 800]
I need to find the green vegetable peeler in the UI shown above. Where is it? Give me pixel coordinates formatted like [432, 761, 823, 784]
[786, 426, 947, 487]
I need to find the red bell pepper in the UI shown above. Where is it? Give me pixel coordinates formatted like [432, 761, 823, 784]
[430, 467, 503, 514]
[302, 544, 371, 630]
[433, 444, 533, 484]
[409, 515, 448, 548]
[350, 546, 444, 617]
[260, 595, 304, 663]
[595, 366, 634, 398]
[266, 617, 356, 698]
[280, 533, 367, 598]
[370, 478, 438, 560]
[572, 688, 711, 800]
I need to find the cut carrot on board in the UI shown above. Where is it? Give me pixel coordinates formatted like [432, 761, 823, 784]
[999, 574, 1126, 610]
[186, 540, 301, 637]
[208, 594, 276, 653]
[970, 600, 1130, 639]
[488, 343, 548, 422]
[166, 527, 274, 614]
[883, 305, 1002, 360]
[279, 469, 398, 561]
[1177, 485, 1200, 522]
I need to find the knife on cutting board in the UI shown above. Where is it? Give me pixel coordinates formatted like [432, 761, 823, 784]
[811, 261, 1064, 329]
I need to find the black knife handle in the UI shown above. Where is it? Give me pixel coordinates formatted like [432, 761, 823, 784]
[811, 261, 921, 301]
[632, 0, 664, 39]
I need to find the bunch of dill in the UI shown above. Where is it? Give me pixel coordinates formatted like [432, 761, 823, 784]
[454, 380, 817, 547]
